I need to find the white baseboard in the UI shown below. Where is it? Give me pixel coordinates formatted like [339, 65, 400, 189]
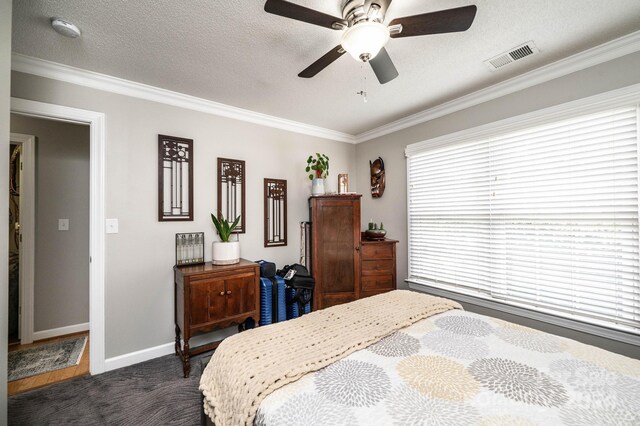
[33, 322, 90, 341]
[104, 342, 175, 372]
[103, 327, 237, 373]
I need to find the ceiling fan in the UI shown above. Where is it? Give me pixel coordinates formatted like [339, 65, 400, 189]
[264, 0, 477, 84]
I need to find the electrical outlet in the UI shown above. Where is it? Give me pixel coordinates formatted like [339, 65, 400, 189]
[58, 219, 69, 231]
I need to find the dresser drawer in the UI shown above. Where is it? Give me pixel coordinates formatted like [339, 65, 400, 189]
[361, 259, 394, 275]
[361, 275, 395, 292]
[361, 243, 394, 259]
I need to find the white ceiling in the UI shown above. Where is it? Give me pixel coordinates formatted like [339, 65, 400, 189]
[11, 0, 640, 136]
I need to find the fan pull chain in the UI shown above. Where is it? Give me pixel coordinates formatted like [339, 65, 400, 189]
[356, 62, 368, 103]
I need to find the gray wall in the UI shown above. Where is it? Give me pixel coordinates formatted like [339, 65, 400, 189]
[10, 114, 90, 332]
[10, 71, 357, 358]
[1, 0, 11, 420]
[10, 48, 640, 363]
[355, 51, 640, 357]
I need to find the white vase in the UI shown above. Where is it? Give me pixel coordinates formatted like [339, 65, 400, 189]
[311, 178, 325, 195]
[212, 241, 240, 265]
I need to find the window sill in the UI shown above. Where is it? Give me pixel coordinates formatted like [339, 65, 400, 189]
[407, 280, 640, 347]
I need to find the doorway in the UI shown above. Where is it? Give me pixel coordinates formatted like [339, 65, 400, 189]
[8, 143, 20, 345]
[8, 117, 91, 394]
[10, 97, 106, 379]
[8, 133, 34, 348]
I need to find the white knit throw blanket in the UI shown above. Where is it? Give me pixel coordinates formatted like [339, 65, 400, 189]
[200, 290, 462, 426]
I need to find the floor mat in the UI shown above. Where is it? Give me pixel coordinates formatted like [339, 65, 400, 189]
[8, 336, 87, 382]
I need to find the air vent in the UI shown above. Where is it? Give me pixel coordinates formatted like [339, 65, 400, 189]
[484, 41, 539, 71]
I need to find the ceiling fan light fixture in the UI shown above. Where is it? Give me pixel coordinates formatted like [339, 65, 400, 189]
[340, 21, 389, 62]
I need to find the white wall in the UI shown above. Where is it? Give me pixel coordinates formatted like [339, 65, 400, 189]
[10, 71, 357, 358]
[1, 0, 11, 420]
[10, 114, 90, 332]
[355, 51, 640, 357]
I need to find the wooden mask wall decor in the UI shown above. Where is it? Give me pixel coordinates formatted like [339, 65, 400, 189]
[370, 157, 386, 198]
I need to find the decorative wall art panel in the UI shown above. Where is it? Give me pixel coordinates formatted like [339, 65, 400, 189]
[264, 178, 287, 247]
[217, 158, 246, 233]
[158, 135, 193, 221]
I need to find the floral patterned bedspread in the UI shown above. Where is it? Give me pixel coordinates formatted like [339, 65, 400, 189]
[255, 309, 640, 425]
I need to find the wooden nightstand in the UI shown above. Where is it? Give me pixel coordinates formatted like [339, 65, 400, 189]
[174, 259, 260, 377]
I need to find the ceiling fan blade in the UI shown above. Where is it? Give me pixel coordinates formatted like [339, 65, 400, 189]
[299, 45, 346, 78]
[364, 0, 393, 21]
[369, 47, 398, 84]
[264, 0, 347, 30]
[389, 5, 477, 38]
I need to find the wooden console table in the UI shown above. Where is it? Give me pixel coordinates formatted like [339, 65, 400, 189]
[174, 259, 260, 377]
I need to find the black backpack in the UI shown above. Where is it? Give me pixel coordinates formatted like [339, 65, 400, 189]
[277, 264, 315, 316]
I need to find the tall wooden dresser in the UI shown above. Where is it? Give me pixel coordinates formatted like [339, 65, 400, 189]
[309, 195, 362, 310]
[174, 259, 260, 377]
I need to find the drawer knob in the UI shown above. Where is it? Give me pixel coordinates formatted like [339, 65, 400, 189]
[219, 291, 225, 296]
[226, 290, 232, 295]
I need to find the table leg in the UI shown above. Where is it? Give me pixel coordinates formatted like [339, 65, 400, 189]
[174, 324, 181, 356]
[183, 342, 191, 378]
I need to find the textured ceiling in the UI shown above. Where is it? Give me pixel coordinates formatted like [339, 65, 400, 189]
[11, 0, 640, 136]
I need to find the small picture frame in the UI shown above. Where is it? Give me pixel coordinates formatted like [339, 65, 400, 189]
[338, 173, 349, 194]
[175, 232, 205, 266]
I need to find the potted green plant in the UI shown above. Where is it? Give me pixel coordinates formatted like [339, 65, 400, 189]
[211, 212, 241, 265]
[306, 153, 329, 195]
[365, 221, 387, 240]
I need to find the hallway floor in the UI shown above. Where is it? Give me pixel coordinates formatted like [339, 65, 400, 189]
[8, 331, 90, 395]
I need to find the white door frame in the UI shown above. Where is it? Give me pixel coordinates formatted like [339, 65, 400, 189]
[10, 97, 106, 375]
[9, 133, 35, 345]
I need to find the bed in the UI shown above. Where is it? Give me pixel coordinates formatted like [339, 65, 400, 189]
[200, 290, 640, 426]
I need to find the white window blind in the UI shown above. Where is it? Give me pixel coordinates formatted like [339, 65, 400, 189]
[407, 106, 640, 335]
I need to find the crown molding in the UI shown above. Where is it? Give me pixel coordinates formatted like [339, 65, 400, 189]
[12, 29, 640, 145]
[11, 53, 356, 144]
[354, 30, 640, 143]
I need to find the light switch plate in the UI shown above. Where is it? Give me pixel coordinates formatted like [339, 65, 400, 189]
[58, 219, 69, 231]
[106, 218, 119, 234]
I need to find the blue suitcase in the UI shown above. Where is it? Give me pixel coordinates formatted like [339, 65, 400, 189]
[286, 286, 311, 319]
[259, 276, 286, 326]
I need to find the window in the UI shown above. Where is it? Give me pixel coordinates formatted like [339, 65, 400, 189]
[407, 103, 640, 337]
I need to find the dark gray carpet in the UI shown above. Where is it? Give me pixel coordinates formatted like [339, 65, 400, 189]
[9, 352, 210, 425]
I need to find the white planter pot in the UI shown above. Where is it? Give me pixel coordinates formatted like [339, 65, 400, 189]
[212, 241, 240, 265]
[311, 178, 325, 195]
